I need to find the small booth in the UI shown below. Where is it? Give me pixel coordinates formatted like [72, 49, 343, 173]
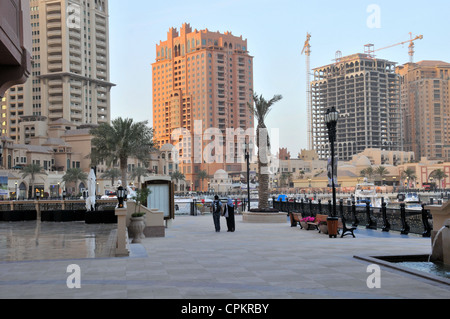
[142, 176, 175, 226]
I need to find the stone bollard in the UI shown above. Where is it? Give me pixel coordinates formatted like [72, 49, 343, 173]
[115, 207, 129, 257]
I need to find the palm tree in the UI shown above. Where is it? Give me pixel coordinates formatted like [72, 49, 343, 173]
[375, 166, 389, 185]
[402, 168, 417, 189]
[101, 168, 121, 187]
[21, 164, 47, 199]
[90, 117, 155, 187]
[130, 166, 149, 189]
[248, 92, 283, 210]
[360, 167, 375, 181]
[170, 171, 185, 192]
[197, 170, 208, 192]
[429, 169, 448, 190]
[62, 168, 88, 196]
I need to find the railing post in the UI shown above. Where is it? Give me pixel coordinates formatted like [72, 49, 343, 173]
[400, 203, 410, 235]
[421, 204, 432, 238]
[328, 199, 332, 216]
[115, 207, 129, 257]
[309, 199, 313, 217]
[351, 201, 359, 227]
[318, 199, 322, 214]
[366, 202, 377, 230]
[300, 198, 304, 216]
[381, 202, 390, 232]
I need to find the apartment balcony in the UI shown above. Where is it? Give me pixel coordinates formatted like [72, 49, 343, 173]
[46, 13, 62, 22]
[48, 87, 62, 95]
[96, 24, 106, 33]
[47, 38, 62, 47]
[47, 22, 62, 31]
[70, 56, 82, 64]
[70, 112, 82, 120]
[47, 30, 62, 38]
[48, 80, 62, 88]
[70, 96, 82, 104]
[48, 63, 63, 72]
[48, 55, 62, 63]
[49, 96, 63, 103]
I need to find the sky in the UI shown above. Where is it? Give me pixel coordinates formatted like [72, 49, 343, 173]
[108, 0, 450, 156]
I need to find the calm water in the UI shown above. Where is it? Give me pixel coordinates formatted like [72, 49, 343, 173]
[0, 221, 117, 262]
[397, 261, 450, 279]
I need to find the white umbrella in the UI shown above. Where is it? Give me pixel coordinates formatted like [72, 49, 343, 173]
[86, 168, 96, 211]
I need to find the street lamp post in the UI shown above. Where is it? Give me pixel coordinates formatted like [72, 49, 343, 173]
[325, 107, 339, 238]
[245, 142, 251, 212]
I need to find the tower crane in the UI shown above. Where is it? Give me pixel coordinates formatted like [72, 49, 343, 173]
[364, 33, 423, 63]
[301, 33, 313, 150]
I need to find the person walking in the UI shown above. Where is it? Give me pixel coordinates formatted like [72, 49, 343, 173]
[212, 195, 222, 232]
[225, 197, 235, 232]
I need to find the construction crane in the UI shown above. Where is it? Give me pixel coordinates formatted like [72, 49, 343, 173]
[365, 33, 423, 63]
[301, 33, 313, 150]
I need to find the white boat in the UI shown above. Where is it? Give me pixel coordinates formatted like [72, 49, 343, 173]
[355, 178, 388, 208]
[404, 193, 421, 204]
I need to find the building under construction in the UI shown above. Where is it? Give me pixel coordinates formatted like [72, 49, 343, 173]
[311, 53, 402, 161]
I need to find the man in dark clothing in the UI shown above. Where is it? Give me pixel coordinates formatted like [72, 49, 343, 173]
[212, 195, 222, 232]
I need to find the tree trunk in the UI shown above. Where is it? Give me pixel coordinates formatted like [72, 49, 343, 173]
[258, 161, 270, 210]
[120, 157, 128, 188]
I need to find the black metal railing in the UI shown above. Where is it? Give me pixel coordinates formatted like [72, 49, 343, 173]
[273, 199, 432, 237]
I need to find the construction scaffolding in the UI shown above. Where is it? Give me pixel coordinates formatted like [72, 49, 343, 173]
[311, 53, 402, 161]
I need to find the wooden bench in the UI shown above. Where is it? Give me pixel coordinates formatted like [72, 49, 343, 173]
[308, 214, 328, 232]
[291, 212, 303, 228]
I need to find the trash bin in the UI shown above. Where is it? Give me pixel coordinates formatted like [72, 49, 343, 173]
[327, 217, 339, 238]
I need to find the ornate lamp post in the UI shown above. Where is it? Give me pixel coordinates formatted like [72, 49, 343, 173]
[117, 185, 127, 209]
[245, 142, 251, 212]
[325, 107, 339, 238]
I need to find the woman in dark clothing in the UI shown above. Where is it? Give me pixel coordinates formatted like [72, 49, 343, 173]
[212, 195, 222, 232]
[225, 198, 235, 232]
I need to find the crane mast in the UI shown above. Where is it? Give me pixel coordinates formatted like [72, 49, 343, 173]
[302, 33, 312, 150]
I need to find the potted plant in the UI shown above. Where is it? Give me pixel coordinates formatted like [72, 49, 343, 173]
[318, 220, 328, 234]
[129, 187, 150, 243]
[300, 216, 315, 230]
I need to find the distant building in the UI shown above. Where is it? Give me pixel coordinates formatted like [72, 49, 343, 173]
[311, 53, 402, 161]
[1, 0, 114, 143]
[396, 60, 450, 161]
[152, 23, 254, 191]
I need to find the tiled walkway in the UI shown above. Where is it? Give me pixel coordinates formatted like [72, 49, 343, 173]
[0, 215, 448, 299]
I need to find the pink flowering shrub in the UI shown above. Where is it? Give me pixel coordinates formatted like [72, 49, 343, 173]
[301, 217, 315, 223]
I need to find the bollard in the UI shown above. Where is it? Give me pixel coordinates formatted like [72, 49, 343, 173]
[351, 201, 359, 227]
[381, 202, 390, 232]
[421, 204, 432, 238]
[400, 203, 410, 235]
[366, 202, 377, 230]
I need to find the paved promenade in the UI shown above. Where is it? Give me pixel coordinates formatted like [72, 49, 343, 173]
[0, 215, 448, 300]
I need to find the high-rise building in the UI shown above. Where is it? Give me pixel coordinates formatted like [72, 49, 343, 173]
[311, 53, 402, 161]
[152, 23, 254, 190]
[1, 0, 114, 144]
[396, 60, 450, 161]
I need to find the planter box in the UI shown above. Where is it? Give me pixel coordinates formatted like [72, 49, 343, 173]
[243, 212, 288, 224]
[319, 224, 328, 234]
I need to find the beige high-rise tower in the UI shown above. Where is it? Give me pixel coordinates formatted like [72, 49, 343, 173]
[396, 61, 450, 161]
[1, 0, 114, 144]
[152, 23, 254, 191]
